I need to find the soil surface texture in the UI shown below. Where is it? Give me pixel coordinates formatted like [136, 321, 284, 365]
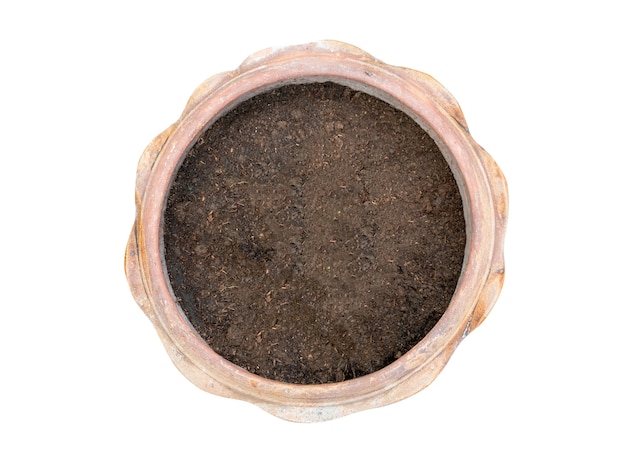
[163, 82, 466, 384]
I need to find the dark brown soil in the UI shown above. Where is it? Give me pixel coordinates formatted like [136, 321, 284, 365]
[163, 82, 466, 385]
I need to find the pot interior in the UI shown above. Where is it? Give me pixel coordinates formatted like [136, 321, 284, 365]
[162, 81, 466, 385]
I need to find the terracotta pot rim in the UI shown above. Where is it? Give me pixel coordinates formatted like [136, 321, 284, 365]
[127, 41, 507, 420]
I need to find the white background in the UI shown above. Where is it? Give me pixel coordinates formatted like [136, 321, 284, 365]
[1, 1, 624, 452]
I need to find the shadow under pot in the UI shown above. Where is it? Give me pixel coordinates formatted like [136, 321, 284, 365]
[125, 40, 508, 422]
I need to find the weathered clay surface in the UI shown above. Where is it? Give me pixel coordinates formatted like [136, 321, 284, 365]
[125, 40, 508, 422]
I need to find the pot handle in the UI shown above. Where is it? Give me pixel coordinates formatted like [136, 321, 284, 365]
[124, 222, 153, 314]
[125, 122, 177, 315]
[134, 124, 177, 202]
[469, 145, 509, 332]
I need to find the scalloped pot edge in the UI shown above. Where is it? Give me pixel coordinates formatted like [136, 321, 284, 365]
[124, 41, 508, 422]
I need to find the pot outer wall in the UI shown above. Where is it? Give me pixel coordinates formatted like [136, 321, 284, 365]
[124, 40, 508, 422]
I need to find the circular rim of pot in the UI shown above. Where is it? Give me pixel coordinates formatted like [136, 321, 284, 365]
[126, 40, 507, 422]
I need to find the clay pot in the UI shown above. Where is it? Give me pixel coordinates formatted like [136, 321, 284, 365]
[125, 40, 508, 422]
